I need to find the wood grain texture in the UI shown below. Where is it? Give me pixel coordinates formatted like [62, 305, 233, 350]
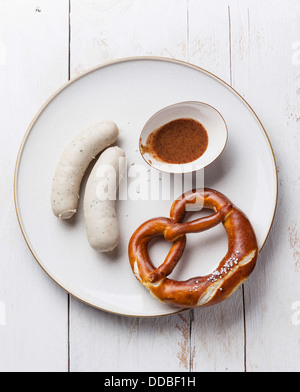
[70, 0, 188, 77]
[188, 0, 231, 83]
[228, 0, 300, 372]
[70, 298, 194, 372]
[0, 0, 70, 371]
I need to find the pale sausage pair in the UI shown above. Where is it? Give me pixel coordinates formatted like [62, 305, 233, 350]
[51, 121, 125, 252]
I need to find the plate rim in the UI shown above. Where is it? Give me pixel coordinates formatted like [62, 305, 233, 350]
[13, 56, 278, 318]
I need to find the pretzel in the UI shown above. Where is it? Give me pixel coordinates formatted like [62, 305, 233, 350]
[128, 188, 258, 308]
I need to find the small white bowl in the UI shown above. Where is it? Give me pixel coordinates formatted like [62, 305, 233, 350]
[139, 101, 228, 174]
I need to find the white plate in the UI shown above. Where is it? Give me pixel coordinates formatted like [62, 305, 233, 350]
[14, 57, 277, 317]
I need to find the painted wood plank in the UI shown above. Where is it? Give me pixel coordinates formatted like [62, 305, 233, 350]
[70, 0, 189, 77]
[0, 0, 69, 371]
[70, 298, 194, 372]
[188, 0, 231, 84]
[69, 0, 192, 372]
[228, 0, 300, 372]
[188, 0, 245, 372]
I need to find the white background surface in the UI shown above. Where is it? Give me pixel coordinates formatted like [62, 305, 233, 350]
[0, 0, 300, 372]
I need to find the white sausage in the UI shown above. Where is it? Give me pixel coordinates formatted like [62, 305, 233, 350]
[83, 146, 126, 252]
[51, 121, 119, 219]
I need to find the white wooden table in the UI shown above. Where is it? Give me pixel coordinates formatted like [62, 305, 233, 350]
[1, 0, 300, 372]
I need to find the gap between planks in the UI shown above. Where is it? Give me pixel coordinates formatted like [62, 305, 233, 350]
[67, 0, 71, 374]
[228, 4, 247, 372]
